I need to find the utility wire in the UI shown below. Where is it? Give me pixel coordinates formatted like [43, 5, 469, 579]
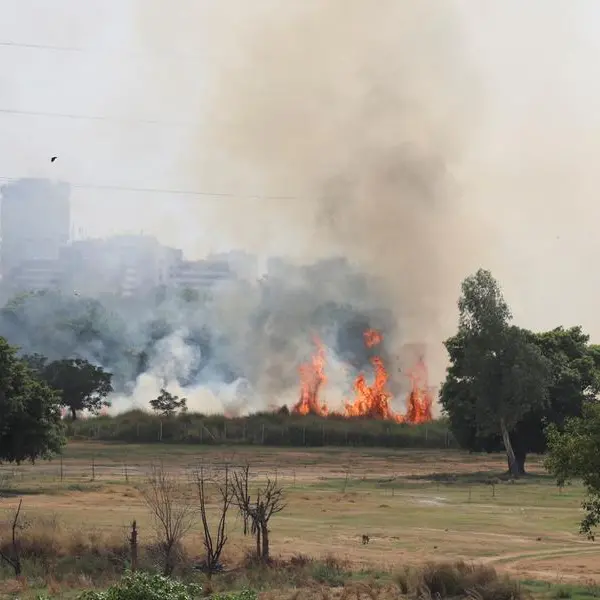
[0, 107, 186, 127]
[0, 177, 297, 201]
[0, 40, 83, 51]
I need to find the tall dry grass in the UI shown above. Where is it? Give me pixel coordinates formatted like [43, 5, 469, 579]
[0, 514, 527, 600]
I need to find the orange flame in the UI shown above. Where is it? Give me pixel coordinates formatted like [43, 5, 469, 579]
[404, 355, 433, 424]
[291, 329, 433, 423]
[292, 336, 329, 416]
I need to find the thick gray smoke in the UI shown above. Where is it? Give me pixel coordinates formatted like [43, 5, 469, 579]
[0, 1, 488, 416]
[0, 259, 398, 415]
[192, 0, 484, 385]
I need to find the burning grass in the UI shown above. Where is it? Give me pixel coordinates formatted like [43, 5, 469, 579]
[293, 330, 433, 424]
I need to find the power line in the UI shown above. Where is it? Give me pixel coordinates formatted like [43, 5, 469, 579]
[0, 177, 297, 201]
[0, 40, 83, 52]
[0, 107, 185, 127]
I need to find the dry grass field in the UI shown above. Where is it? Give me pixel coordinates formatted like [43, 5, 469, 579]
[0, 442, 598, 598]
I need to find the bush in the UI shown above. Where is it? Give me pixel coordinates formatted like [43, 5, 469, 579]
[76, 571, 202, 600]
[394, 561, 527, 600]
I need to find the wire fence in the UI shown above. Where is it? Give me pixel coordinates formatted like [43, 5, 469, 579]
[66, 416, 455, 450]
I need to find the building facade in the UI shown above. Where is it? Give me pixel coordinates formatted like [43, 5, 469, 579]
[0, 178, 71, 280]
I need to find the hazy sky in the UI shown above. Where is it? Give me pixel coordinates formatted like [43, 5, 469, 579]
[2, 1, 600, 342]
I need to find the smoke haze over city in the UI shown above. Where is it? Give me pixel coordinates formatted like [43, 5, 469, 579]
[1, 1, 600, 415]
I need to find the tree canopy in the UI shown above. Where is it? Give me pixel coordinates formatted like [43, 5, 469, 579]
[440, 269, 552, 476]
[0, 338, 65, 464]
[545, 402, 600, 538]
[33, 357, 114, 420]
[150, 388, 188, 418]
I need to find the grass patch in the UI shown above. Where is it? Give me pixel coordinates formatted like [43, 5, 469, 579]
[524, 580, 600, 600]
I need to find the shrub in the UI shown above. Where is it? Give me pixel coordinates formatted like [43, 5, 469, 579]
[394, 561, 527, 600]
[76, 571, 202, 600]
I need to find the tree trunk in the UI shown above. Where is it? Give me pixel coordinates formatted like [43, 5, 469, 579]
[500, 418, 520, 478]
[255, 528, 261, 559]
[163, 543, 175, 576]
[261, 524, 269, 562]
[71, 407, 77, 420]
[513, 450, 526, 476]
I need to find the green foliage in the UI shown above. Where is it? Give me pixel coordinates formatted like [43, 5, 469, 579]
[40, 358, 113, 419]
[442, 276, 600, 475]
[545, 402, 600, 538]
[440, 269, 551, 474]
[77, 571, 202, 600]
[0, 337, 65, 464]
[66, 409, 452, 448]
[150, 388, 188, 417]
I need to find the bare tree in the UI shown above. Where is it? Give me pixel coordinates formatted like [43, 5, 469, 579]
[195, 465, 233, 577]
[231, 466, 286, 562]
[141, 464, 196, 575]
[0, 499, 23, 576]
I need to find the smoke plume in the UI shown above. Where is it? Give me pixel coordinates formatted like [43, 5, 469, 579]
[1, 1, 489, 416]
[182, 0, 484, 384]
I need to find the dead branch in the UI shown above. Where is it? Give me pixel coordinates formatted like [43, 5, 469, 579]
[0, 499, 23, 576]
[231, 466, 286, 562]
[195, 465, 233, 577]
[141, 463, 196, 576]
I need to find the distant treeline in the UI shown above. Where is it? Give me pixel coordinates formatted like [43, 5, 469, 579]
[66, 410, 455, 449]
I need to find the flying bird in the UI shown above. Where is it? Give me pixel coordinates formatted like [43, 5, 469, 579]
[50, 156, 57, 163]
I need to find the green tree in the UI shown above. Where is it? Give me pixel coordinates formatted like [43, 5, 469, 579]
[41, 358, 113, 420]
[546, 403, 600, 539]
[150, 388, 188, 418]
[440, 269, 551, 477]
[0, 338, 65, 463]
[442, 324, 600, 474]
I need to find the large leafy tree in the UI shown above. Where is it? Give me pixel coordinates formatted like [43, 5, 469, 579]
[442, 323, 600, 474]
[35, 358, 114, 420]
[0, 339, 65, 463]
[513, 327, 600, 456]
[440, 269, 551, 477]
[546, 403, 600, 538]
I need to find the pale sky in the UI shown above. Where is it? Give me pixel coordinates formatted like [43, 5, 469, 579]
[2, 1, 600, 342]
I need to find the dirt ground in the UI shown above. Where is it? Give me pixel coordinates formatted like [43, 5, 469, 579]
[0, 442, 597, 584]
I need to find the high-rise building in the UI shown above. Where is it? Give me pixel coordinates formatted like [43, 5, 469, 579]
[0, 178, 71, 279]
[61, 234, 182, 297]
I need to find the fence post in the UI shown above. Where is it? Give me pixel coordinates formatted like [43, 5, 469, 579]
[124, 462, 129, 483]
[91, 457, 95, 481]
[130, 520, 138, 572]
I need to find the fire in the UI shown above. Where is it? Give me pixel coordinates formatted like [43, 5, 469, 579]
[293, 335, 329, 416]
[292, 329, 433, 424]
[404, 354, 433, 424]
